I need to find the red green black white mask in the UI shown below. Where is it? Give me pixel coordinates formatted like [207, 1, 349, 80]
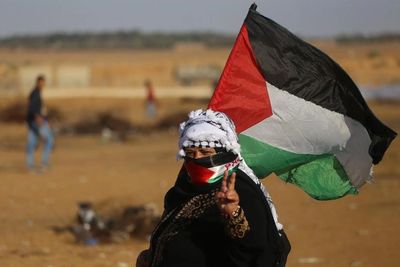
[184, 152, 241, 185]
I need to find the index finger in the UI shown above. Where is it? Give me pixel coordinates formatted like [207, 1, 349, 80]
[228, 172, 236, 191]
[221, 170, 229, 193]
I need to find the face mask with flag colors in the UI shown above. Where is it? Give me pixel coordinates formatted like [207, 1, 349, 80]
[184, 152, 240, 185]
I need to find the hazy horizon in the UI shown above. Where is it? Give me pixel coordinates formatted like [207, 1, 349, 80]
[0, 0, 399, 38]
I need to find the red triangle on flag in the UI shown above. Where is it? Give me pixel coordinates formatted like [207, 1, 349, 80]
[208, 25, 273, 133]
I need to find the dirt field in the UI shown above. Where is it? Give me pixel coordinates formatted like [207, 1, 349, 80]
[0, 97, 399, 267]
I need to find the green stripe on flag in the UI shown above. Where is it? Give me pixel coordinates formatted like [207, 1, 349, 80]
[239, 134, 358, 200]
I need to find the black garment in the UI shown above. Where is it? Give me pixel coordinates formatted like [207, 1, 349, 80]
[149, 169, 288, 267]
[27, 87, 42, 132]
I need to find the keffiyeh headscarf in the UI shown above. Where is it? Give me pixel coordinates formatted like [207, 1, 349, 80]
[177, 109, 283, 231]
[177, 109, 241, 158]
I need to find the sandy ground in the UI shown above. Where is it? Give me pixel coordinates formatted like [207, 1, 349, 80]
[0, 99, 399, 267]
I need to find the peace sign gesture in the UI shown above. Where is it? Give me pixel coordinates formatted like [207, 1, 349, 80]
[216, 171, 240, 219]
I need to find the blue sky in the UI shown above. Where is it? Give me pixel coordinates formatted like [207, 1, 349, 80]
[0, 0, 399, 37]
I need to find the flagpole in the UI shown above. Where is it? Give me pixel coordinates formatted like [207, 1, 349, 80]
[250, 3, 257, 10]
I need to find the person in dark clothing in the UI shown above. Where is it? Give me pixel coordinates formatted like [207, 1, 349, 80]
[137, 109, 290, 267]
[26, 75, 54, 171]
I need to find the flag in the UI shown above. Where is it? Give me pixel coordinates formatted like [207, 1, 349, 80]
[208, 4, 397, 200]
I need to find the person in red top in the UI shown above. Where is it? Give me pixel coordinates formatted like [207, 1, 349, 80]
[144, 80, 157, 118]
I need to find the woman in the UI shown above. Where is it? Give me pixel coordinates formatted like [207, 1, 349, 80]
[137, 109, 290, 267]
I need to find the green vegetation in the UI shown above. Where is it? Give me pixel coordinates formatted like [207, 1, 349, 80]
[1, 30, 398, 50]
[0, 30, 235, 50]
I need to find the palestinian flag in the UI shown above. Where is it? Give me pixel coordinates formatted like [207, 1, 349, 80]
[208, 4, 397, 200]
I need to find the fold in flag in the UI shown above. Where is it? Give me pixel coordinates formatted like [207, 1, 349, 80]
[208, 4, 397, 200]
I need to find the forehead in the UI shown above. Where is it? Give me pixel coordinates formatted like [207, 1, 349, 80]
[184, 147, 216, 152]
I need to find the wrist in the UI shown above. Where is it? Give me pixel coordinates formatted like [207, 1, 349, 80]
[230, 205, 241, 218]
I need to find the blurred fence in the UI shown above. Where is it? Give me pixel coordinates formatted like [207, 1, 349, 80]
[0, 62, 220, 92]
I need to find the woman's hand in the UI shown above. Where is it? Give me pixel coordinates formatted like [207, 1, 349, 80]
[136, 249, 150, 267]
[216, 171, 240, 219]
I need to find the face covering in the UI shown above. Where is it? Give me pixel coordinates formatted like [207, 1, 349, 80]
[184, 152, 241, 185]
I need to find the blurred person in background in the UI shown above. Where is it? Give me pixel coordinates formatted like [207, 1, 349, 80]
[137, 109, 290, 267]
[26, 75, 54, 172]
[144, 80, 157, 118]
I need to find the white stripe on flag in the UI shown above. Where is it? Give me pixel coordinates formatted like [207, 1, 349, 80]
[242, 82, 373, 187]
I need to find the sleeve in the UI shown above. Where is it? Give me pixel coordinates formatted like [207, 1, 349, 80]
[224, 206, 250, 239]
[28, 91, 42, 117]
[224, 180, 275, 267]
